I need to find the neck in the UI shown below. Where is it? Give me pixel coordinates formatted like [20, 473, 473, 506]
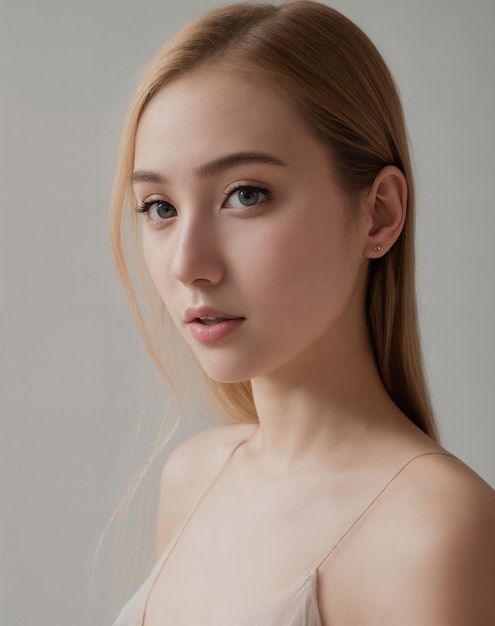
[247, 319, 408, 474]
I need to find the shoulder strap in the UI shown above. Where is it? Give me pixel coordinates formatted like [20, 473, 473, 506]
[166, 436, 248, 551]
[315, 451, 455, 571]
[140, 438, 248, 626]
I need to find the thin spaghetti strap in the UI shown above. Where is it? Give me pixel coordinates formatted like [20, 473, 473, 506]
[167, 436, 248, 549]
[139, 437, 248, 626]
[315, 451, 455, 572]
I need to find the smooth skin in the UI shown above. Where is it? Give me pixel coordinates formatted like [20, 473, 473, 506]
[133, 69, 495, 625]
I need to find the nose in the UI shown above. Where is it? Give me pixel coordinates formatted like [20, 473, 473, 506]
[170, 213, 225, 287]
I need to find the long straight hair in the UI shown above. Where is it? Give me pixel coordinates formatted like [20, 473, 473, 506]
[110, 0, 438, 440]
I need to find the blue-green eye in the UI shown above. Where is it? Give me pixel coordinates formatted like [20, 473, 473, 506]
[136, 200, 177, 221]
[225, 185, 269, 209]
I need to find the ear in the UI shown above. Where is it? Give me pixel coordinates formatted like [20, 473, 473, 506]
[365, 165, 407, 258]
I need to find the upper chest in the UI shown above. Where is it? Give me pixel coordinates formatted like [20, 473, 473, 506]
[143, 466, 395, 626]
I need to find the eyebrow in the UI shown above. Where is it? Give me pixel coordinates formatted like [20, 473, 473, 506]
[131, 151, 287, 185]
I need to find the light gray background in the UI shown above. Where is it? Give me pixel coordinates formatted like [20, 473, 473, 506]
[1, 0, 494, 624]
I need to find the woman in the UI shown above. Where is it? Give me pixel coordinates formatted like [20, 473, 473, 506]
[110, 2, 495, 624]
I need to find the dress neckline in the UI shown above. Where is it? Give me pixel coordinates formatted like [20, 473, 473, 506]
[140, 531, 321, 626]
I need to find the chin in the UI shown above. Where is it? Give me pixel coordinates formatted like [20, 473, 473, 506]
[195, 353, 262, 385]
[201, 365, 252, 385]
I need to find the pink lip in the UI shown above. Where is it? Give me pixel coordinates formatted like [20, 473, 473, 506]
[184, 306, 245, 343]
[184, 306, 244, 324]
[188, 318, 245, 342]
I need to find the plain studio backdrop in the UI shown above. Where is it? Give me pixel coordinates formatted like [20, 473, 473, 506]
[1, 0, 494, 624]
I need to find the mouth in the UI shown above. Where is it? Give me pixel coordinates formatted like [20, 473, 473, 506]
[184, 306, 244, 324]
[188, 316, 245, 342]
[194, 316, 247, 326]
[195, 317, 232, 325]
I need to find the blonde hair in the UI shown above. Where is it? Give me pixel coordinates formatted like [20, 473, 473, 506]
[110, 0, 438, 445]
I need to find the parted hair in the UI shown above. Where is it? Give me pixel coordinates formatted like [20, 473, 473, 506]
[110, 0, 437, 440]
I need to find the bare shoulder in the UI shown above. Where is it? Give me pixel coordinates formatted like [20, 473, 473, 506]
[155, 422, 256, 556]
[401, 452, 495, 543]
[159, 422, 256, 488]
[356, 452, 495, 624]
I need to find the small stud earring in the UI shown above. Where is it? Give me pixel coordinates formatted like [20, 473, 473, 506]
[373, 244, 381, 252]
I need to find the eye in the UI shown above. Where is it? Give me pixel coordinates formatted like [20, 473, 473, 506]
[224, 185, 269, 209]
[136, 199, 177, 222]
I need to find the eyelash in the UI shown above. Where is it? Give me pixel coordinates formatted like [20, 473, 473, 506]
[135, 183, 272, 224]
[224, 183, 271, 210]
[135, 199, 176, 221]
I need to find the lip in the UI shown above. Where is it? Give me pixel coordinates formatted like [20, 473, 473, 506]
[184, 306, 245, 324]
[188, 318, 245, 342]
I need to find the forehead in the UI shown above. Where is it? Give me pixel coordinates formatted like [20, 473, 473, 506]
[134, 70, 330, 173]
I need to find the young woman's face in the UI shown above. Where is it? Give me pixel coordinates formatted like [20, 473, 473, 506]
[133, 70, 371, 383]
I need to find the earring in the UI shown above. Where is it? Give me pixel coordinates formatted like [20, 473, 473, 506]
[373, 244, 381, 252]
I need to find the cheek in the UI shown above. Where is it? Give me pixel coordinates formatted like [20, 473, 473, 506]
[142, 234, 174, 301]
[142, 234, 159, 280]
[238, 211, 352, 315]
